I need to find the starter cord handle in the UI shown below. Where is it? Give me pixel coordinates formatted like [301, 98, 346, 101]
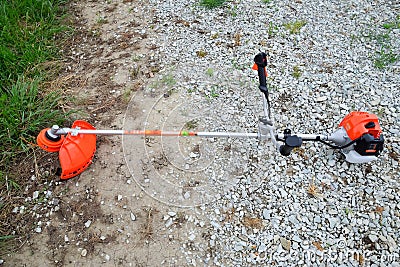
[254, 52, 268, 93]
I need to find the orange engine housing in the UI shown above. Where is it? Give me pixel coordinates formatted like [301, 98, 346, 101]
[339, 111, 382, 141]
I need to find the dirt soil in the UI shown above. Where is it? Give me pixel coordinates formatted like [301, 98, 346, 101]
[5, 0, 212, 266]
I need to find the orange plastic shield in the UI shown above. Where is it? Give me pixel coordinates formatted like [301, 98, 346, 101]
[59, 120, 96, 179]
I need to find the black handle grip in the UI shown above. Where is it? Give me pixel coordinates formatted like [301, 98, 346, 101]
[279, 135, 303, 156]
[254, 52, 267, 92]
[279, 144, 294, 156]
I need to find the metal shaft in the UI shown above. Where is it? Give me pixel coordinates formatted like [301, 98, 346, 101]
[51, 126, 328, 141]
[51, 126, 259, 138]
[276, 133, 329, 141]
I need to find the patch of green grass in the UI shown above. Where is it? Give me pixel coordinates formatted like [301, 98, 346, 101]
[0, 0, 70, 255]
[200, 0, 226, 9]
[0, 0, 69, 89]
[1, 78, 67, 156]
[374, 49, 398, 69]
[382, 15, 400, 30]
[0, 171, 21, 192]
[284, 20, 306, 34]
[363, 16, 400, 69]
[374, 33, 390, 46]
[263, 0, 272, 3]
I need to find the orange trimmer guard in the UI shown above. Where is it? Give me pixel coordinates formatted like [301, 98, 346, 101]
[59, 120, 97, 179]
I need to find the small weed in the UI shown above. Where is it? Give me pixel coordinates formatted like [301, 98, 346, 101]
[205, 86, 220, 100]
[267, 22, 279, 38]
[382, 15, 400, 30]
[131, 65, 141, 79]
[161, 74, 177, 87]
[284, 20, 306, 34]
[230, 5, 238, 17]
[196, 50, 208, 58]
[200, 0, 226, 8]
[231, 59, 241, 70]
[263, 0, 271, 3]
[363, 16, 400, 69]
[206, 68, 214, 77]
[210, 86, 219, 98]
[292, 65, 302, 79]
[96, 16, 108, 25]
[6, 178, 21, 192]
[132, 54, 142, 62]
[185, 119, 199, 130]
[374, 33, 390, 46]
[151, 73, 177, 89]
[374, 49, 398, 69]
[211, 32, 219, 39]
[344, 207, 352, 215]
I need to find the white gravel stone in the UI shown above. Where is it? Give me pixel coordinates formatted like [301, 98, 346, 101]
[369, 234, 378, 243]
[84, 220, 91, 228]
[81, 249, 87, 257]
[168, 211, 176, 217]
[184, 191, 191, 199]
[165, 218, 173, 228]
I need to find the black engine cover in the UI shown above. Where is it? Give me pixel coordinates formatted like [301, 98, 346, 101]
[354, 134, 384, 156]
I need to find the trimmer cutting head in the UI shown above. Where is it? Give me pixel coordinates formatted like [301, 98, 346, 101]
[37, 126, 65, 152]
[37, 120, 97, 179]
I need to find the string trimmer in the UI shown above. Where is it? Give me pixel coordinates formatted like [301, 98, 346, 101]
[37, 52, 384, 179]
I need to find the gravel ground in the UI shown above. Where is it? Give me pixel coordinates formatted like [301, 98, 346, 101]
[5, 1, 399, 266]
[130, 0, 400, 266]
